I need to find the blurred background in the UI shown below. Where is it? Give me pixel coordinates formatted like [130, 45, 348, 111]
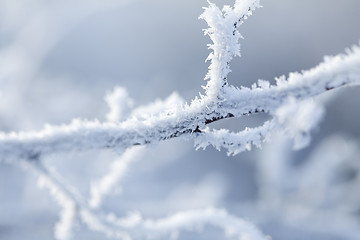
[0, 0, 360, 239]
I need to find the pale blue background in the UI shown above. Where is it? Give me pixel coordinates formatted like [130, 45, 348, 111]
[0, 0, 360, 239]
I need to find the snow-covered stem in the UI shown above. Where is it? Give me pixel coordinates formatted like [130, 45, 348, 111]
[106, 208, 267, 240]
[27, 160, 133, 240]
[0, 43, 359, 161]
[194, 120, 275, 156]
[219, 44, 360, 116]
[24, 158, 267, 240]
[35, 163, 78, 240]
[1, 1, 360, 239]
[200, 0, 261, 99]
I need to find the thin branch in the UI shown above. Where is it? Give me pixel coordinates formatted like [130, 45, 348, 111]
[1, 1, 359, 240]
[1, 44, 359, 162]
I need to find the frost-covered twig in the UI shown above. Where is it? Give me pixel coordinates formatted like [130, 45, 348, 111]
[217, 44, 360, 117]
[194, 120, 275, 156]
[25, 158, 268, 240]
[0, 43, 359, 160]
[200, 0, 261, 98]
[1, 0, 360, 161]
[36, 164, 78, 240]
[1, 0, 360, 239]
[106, 208, 267, 240]
[27, 160, 133, 240]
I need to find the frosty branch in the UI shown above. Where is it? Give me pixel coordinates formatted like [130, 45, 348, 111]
[0, 0, 359, 161]
[1, 0, 360, 239]
[1, 37, 359, 160]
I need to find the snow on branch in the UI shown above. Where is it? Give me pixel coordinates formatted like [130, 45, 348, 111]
[194, 120, 275, 156]
[0, 0, 359, 161]
[200, 0, 261, 99]
[24, 157, 268, 240]
[111, 208, 267, 240]
[218, 44, 360, 117]
[193, 43, 360, 154]
[1, 0, 360, 239]
[0, 43, 359, 161]
[38, 172, 77, 240]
